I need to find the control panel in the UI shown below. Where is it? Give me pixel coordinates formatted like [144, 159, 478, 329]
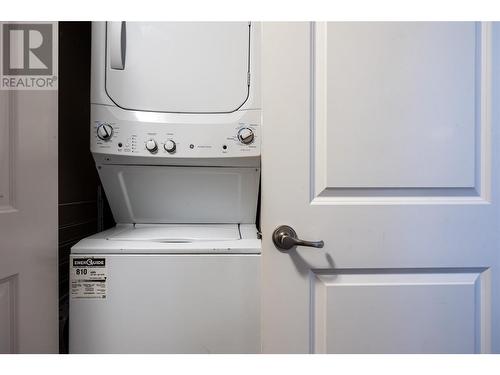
[91, 106, 261, 158]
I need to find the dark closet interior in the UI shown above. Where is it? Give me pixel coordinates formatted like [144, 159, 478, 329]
[58, 21, 114, 353]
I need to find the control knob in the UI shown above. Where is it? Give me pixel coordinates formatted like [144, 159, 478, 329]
[237, 127, 255, 145]
[164, 140, 176, 154]
[97, 123, 113, 141]
[146, 139, 158, 153]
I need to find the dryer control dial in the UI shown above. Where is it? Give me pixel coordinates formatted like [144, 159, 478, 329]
[146, 139, 158, 153]
[238, 128, 254, 145]
[164, 140, 176, 153]
[97, 123, 113, 141]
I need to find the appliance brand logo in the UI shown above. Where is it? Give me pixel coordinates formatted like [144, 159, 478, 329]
[0, 22, 58, 90]
[73, 258, 106, 267]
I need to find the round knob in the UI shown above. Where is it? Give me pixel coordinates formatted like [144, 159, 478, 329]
[238, 128, 254, 145]
[97, 123, 113, 141]
[164, 140, 176, 154]
[145, 139, 158, 153]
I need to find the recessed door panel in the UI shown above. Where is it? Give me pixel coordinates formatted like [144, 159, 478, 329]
[105, 22, 251, 113]
[0, 275, 17, 353]
[0, 93, 12, 211]
[313, 271, 488, 353]
[322, 22, 476, 189]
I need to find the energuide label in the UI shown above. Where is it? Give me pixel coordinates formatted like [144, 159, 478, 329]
[70, 257, 107, 299]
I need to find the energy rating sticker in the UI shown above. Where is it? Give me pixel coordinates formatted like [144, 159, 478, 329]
[70, 257, 107, 299]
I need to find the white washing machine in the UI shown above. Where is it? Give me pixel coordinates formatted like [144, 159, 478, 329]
[69, 22, 262, 353]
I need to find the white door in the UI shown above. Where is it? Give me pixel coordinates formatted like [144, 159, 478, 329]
[0, 90, 58, 353]
[261, 22, 500, 353]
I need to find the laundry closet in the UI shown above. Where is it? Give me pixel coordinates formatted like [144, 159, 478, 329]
[60, 22, 262, 353]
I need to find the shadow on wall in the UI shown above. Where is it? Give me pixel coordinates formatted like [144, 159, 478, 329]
[58, 21, 115, 354]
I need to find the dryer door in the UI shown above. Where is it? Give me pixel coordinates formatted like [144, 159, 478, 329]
[105, 22, 251, 113]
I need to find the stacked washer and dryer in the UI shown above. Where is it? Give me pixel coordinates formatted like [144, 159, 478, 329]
[69, 22, 261, 353]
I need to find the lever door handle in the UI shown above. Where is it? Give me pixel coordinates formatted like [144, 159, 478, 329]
[108, 21, 126, 70]
[272, 225, 324, 251]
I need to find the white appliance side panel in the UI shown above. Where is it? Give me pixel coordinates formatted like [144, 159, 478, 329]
[69, 254, 261, 353]
[105, 22, 250, 113]
[98, 165, 260, 224]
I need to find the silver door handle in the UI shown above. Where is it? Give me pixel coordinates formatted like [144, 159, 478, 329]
[108, 21, 126, 70]
[272, 225, 324, 251]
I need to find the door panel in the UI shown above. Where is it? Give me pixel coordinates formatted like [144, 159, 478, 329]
[105, 22, 251, 113]
[262, 22, 500, 353]
[321, 23, 477, 189]
[0, 275, 17, 353]
[0, 92, 12, 209]
[312, 270, 490, 353]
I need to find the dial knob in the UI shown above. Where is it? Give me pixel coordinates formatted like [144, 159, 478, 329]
[145, 139, 158, 153]
[97, 123, 113, 141]
[238, 127, 254, 145]
[164, 140, 176, 153]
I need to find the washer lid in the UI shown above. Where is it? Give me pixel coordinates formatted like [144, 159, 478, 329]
[105, 22, 251, 113]
[107, 224, 241, 242]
